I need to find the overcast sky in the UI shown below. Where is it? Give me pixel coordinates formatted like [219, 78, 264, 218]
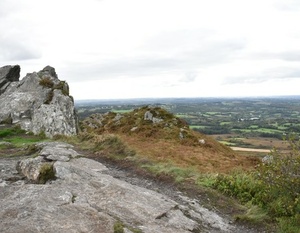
[1, 0, 300, 100]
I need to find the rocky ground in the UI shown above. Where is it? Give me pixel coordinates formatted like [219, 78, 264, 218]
[0, 141, 268, 233]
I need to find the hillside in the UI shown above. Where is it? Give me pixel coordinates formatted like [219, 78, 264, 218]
[81, 106, 259, 174]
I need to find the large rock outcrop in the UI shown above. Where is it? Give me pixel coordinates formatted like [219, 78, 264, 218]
[0, 65, 78, 137]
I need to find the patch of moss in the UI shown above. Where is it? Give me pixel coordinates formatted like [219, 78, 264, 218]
[38, 163, 56, 184]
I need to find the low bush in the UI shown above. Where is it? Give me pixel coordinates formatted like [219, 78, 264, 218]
[210, 137, 300, 232]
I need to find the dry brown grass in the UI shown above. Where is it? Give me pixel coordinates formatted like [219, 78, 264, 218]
[118, 133, 259, 174]
[81, 108, 261, 174]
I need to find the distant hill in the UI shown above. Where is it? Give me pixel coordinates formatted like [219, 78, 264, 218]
[81, 106, 259, 173]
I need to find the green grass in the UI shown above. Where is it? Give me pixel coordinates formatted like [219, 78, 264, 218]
[0, 126, 47, 147]
[176, 114, 194, 118]
[220, 122, 231, 126]
[255, 128, 283, 134]
[142, 162, 198, 183]
[218, 140, 236, 146]
[112, 109, 132, 113]
[3, 136, 47, 147]
[206, 112, 219, 115]
[189, 125, 207, 129]
[249, 125, 259, 129]
[235, 205, 269, 224]
[0, 127, 26, 138]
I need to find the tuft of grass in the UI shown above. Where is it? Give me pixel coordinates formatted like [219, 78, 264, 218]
[39, 77, 54, 88]
[142, 163, 198, 183]
[113, 221, 124, 233]
[196, 174, 218, 188]
[92, 135, 136, 159]
[235, 205, 269, 224]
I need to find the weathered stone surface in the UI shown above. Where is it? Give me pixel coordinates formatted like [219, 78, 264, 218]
[144, 110, 153, 121]
[0, 65, 20, 95]
[0, 142, 253, 233]
[0, 65, 78, 137]
[15, 156, 53, 183]
[38, 141, 80, 162]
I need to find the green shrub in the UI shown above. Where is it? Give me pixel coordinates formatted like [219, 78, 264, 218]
[210, 137, 300, 230]
[212, 172, 263, 204]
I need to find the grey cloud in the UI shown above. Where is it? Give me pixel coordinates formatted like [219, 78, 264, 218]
[274, 0, 300, 11]
[224, 67, 300, 85]
[62, 57, 180, 82]
[64, 31, 246, 82]
[0, 37, 42, 61]
[247, 50, 300, 62]
[180, 72, 197, 83]
[277, 51, 300, 61]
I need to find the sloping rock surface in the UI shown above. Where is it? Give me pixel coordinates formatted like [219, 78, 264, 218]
[0, 142, 250, 233]
[0, 65, 77, 137]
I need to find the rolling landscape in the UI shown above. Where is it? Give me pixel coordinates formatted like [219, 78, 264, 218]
[76, 96, 300, 153]
[2, 1, 300, 232]
[73, 97, 300, 232]
[0, 64, 299, 232]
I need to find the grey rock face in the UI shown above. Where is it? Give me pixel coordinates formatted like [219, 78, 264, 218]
[144, 110, 163, 124]
[144, 110, 153, 121]
[0, 65, 20, 95]
[0, 142, 254, 233]
[0, 65, 78, 137]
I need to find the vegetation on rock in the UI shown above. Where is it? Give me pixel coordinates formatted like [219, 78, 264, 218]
[38, 163, 55, 184]
[39, 77, 54, 88]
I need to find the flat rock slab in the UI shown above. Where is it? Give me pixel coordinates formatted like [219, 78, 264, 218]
[0, 142, 250, 233]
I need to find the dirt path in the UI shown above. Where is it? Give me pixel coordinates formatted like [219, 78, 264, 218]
[230, 147, 271, 153]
